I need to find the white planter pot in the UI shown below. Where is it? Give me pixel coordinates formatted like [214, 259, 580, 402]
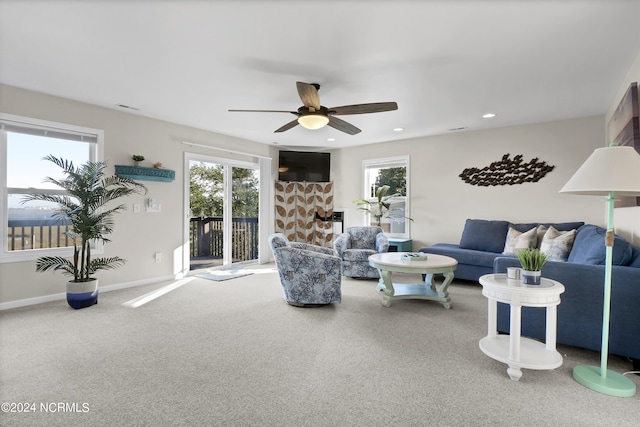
[66, 279, 99, 309]
[522, 270, 541, 285]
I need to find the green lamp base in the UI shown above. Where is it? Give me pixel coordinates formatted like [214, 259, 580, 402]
[573, 365, 636, 397]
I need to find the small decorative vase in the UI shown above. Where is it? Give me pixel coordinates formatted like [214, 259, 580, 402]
[522, 270, 541, 285]
[66, 279, 99, 309]
[134, 161, 141, 167]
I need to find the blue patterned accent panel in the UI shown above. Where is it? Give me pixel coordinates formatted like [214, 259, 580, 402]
[333, 226, 389, 278]
[269, 234, 341, 305]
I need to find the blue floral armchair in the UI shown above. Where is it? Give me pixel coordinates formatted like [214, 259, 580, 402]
[269, 233, 342, 306]
[333, 226, 389, 278]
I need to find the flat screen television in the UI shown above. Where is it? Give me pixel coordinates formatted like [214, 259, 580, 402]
[278, 150, 330, 182]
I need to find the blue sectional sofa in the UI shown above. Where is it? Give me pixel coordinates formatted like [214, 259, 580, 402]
[419, 219, 640, 362]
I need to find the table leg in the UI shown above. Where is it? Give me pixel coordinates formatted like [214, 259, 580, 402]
[487, 298, 497, 339]
[380, 270, 394, 307]
[508, 304, 523, 381]
[545, 305, 558, 351]
[375, 269, 386, 292]
[432, 271, 453, 309]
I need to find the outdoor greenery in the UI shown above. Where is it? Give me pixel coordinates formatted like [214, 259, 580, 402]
[516, 248, 548, 271]
[22, 156, 147, 282]
[374, 166, 407, 196]
[189, 162, 259, 218]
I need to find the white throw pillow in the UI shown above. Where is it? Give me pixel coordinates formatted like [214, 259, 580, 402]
[536, 225, 548, 248]
[540, 226, 577, 262]
[503, 226, 537, 255]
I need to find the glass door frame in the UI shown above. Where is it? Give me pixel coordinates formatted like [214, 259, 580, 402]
[183, 152, 264, 273]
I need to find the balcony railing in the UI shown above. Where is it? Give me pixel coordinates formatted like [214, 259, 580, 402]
[7, 217, 259, 264]
[7, 218, 73, 251]
[189, 216, 259, 261]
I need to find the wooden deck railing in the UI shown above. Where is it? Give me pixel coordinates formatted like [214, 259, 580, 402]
[189, 216, 259, 261]
[7, 218, 73, 251]
[7, 217, 259, 263]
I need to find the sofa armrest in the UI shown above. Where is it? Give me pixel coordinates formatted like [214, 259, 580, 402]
[494, 256, 640, 359]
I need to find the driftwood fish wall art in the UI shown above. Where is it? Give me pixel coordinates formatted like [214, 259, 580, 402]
[459, 154, 555, 186]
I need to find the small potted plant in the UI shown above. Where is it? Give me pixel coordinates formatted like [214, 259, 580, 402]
[22, 156, 146, 309]
[516, 248, 548, 285]
[132, 154, 145, 166]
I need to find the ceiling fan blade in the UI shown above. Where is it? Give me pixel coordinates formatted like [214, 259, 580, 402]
[229, 109, 297, 114]
[327, 116, 361, 135]
[329, 102, 398, 115]
[296, 82, 321, 110]
[274, 118, 300, 133]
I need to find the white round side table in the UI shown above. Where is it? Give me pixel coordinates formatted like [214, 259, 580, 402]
[479, 273, 565, 381]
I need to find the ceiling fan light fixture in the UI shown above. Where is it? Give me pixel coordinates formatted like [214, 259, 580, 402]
[298, 114, 329, 130]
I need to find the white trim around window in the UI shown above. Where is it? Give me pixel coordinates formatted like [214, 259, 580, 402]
[0, 113, 104, 263]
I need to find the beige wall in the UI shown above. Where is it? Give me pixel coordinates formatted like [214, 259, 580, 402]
[0, 84, 277, 306]
[331, 115, 606, 251]
[3, 47, 639, 307]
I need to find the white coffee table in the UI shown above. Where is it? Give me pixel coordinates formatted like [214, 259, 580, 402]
[368, 252, 457, 308]
[479, 273, 565, 381]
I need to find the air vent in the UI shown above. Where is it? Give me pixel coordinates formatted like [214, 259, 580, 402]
[448, 127, 467, 131]
[116, 104, 140, 111]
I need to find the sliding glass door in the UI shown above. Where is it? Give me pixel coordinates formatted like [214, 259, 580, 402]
[187, 154, 259, 270]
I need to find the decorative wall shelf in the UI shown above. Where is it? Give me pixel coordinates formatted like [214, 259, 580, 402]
[115, 165, 175, 182]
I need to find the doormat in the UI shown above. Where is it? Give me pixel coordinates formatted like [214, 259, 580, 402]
[196, 271, 254, 281]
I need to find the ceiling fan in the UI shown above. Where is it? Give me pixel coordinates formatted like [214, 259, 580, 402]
[229, 81, 398, 135]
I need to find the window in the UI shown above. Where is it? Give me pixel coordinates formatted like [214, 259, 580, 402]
[1, 113, 103, 262]
[362, 155, 410, 238]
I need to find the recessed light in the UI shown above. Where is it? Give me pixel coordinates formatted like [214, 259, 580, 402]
[327, 138, 335, 142]
[482, 113, 496, 119]
[393, 127, 404, 132]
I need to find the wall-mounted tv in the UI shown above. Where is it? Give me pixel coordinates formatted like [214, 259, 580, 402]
[278, 150, 330, 182]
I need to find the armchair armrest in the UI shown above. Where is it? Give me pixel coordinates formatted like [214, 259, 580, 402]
[333, 233, 351, 257]
[280, 247, 342, 274]
[290, 242, 335, 256]
[375, 233, 389, 253]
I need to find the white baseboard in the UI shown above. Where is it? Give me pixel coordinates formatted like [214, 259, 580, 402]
[0, 275, 175, 311]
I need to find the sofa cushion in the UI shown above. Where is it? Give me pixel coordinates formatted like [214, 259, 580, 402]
[502, 226, 537, 255]
[422, 243, 501, 268]
[539, 226, 577, 262]
[342, 249, 376, 262]
[459, 219, 510, 253]
[568, 224, 633, 266]
[511, 221, 584, 233]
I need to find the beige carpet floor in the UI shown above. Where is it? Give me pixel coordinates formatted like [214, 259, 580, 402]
[1, 264, 638, 426]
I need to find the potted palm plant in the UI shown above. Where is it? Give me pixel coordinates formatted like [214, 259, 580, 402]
[353, 185, 413, 227]
[516, 248, 548, 285]
[22, 155, 146, 309]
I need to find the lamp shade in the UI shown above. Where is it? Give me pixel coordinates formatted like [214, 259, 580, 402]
[298, 114, 329, 130]
[560, 146, 640, 196]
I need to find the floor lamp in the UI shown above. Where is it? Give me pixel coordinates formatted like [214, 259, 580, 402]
[560, 145, 640, 397]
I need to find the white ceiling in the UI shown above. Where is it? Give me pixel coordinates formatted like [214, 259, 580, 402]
[1, 1, 639, 151]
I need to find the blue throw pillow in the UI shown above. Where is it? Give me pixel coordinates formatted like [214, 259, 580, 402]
[568, 224, 633, 266]
[459, 219, 510, 253]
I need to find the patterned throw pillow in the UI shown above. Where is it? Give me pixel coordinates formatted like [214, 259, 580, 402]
[503, 226, 537, 255]
[540, 226, 577, 262]
[535, 225, 548, 248]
